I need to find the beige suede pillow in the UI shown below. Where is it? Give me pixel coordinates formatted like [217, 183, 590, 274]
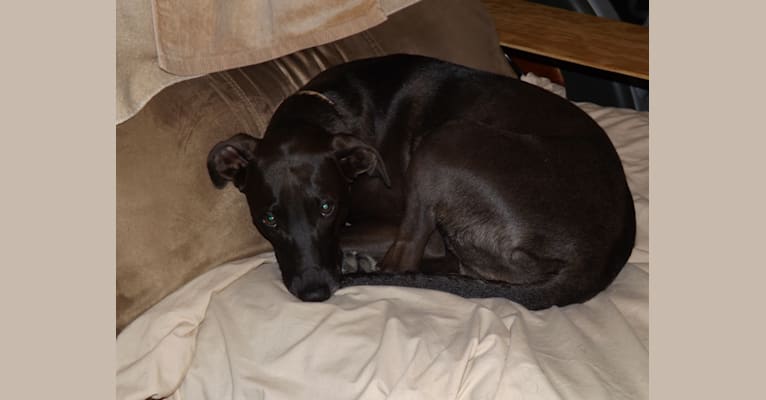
[116, 0, 515, 333]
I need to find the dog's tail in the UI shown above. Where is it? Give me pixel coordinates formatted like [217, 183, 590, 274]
[339, 272, 585, 310]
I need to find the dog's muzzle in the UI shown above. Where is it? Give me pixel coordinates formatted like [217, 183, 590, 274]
[289, 266, 339, 302]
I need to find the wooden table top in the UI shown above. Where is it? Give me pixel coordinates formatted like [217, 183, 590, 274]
[481, 0, 648, 80]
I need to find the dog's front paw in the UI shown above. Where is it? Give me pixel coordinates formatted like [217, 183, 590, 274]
[341, 251, 379, 274]
[356, 253, 379, 273]
[342, 250, 360, 274]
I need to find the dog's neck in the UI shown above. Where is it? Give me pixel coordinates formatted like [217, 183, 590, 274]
[268, 89, 374, 141]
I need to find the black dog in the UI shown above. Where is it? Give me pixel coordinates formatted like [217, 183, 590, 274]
[207, 54, 635, 310]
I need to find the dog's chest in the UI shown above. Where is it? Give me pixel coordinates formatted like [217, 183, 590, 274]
[347, 176, 404, 221]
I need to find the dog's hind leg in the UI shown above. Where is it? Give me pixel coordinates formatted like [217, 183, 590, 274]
[378, 182, 439, 273]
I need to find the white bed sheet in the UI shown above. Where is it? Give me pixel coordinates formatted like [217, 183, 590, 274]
[117, 101, 649, 400]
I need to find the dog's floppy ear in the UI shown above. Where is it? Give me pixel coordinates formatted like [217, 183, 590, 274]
[207, 133, 259, 190]
[331, 134, 391, 187]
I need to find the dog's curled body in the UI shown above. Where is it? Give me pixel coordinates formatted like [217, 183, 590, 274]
[207, 54, 636, 309]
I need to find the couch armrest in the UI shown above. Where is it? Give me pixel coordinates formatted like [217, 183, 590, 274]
[481, 0, 648, 80]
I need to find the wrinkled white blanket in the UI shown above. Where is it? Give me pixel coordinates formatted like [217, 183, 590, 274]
[117, 102, 649, 400]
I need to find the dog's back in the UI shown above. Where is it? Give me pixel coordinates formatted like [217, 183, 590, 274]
[302, 54, 606, 139]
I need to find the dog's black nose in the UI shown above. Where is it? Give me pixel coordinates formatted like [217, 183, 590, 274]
[297, 285, 331, 302]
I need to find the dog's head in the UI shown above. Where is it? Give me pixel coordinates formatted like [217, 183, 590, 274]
[207, 129, 390, 302]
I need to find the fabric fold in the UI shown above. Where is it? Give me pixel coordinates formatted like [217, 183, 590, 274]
[117, 0, 420, 124]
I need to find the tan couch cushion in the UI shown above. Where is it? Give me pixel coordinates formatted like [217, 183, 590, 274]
[116, 0, 515, 333]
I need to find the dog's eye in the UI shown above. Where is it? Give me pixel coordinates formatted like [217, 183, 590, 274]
[261, 212, 277, 228]
[319, 200, 335, 217]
